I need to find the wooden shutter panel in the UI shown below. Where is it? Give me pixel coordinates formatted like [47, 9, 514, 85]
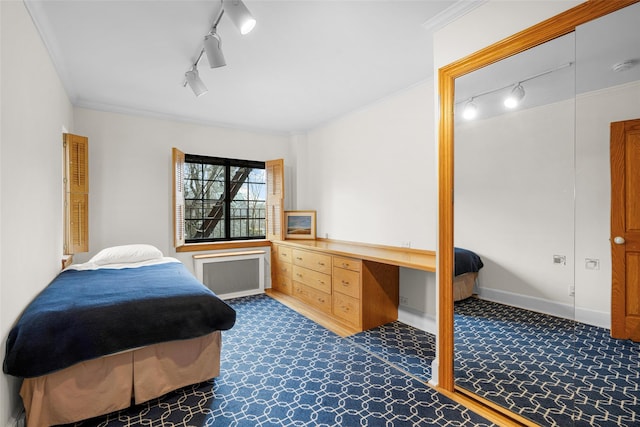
[173, 147, 186, 247]
[266, 159, 284, 241]
[64, 133, 89, 254]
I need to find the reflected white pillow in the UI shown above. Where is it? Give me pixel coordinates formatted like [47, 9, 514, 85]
[89, 244, 164, 266]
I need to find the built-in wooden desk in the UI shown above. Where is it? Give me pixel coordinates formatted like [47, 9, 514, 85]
[268, 239, 436, 336]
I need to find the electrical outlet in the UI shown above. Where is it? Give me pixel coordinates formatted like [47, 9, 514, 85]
[401, 241, 411, 248]
[569, 284, 575, 297]
[399, 295, 409, 305]
[553, 255, 566, 265]
[585, 258, 600, 270]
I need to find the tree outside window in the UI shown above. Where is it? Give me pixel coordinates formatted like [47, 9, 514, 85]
[184, 155, 265, 242]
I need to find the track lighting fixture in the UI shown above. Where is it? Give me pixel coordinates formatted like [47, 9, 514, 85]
[457, 62, 573, 120]
[183, 0, 255, 97]
[185, 66, 208, 97]
[204, 30, 226, 68]
[462, 99, 478, 120]
[223, 0, 256, 35]
[503, 84, 525, 109]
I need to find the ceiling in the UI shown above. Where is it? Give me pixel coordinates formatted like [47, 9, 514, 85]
[25, 0, 484, 134]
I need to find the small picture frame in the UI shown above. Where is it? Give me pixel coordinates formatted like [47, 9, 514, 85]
[284, 210, 317, 240]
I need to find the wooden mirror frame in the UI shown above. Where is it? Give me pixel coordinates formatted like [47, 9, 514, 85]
[436, 0, 639, 421]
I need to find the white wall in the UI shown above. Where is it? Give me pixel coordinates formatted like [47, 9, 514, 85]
[304, 81, 437, 249]
[455, 100, 576, 319]
[72, 108, 294, 270]
[1, 1, 74, 424]
[574, 81, 640, 327]
[300, 80, 438, 331]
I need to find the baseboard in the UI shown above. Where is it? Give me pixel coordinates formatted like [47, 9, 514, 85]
[218, 289, 265, 300]
[477, 287, 611, 329]
[574, 306, 610, 329]
[429, 359, 439, 386]
[398, 306, 436, 335]
[477, 287, 574, 320]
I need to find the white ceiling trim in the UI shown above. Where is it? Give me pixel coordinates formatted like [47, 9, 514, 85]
[74, 98, 292, 137]
[422, 0, 488, 33]
[24, 0, 78, 103]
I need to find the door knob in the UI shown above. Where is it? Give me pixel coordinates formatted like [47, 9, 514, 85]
[613, 236, 625, 245]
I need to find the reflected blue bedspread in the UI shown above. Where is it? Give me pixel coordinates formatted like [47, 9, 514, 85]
[454, 247, 484, 276]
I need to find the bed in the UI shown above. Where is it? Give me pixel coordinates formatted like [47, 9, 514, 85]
[3, 244, 236, 427]
[454, 247, 484, 301]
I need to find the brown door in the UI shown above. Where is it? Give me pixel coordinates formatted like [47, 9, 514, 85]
[611, 118, 640, 341]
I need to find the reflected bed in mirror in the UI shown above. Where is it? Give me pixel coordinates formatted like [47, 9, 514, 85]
[451, 2, 640, 425]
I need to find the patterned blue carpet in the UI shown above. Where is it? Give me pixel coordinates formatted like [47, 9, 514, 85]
[70, 294, 492, 427]
[349, 321, 435, 383]
[454, 297, 640, 427]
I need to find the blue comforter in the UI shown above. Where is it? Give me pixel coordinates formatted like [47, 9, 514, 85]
[455, 247, 484, 276]
[3, 262, 236, 378]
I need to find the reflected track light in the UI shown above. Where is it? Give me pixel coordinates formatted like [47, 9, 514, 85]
[204, 30, 226, 68]
[504, 84, 525, 109]
[462, 99, 478, 120]
[185, 66, 208, 97]
[223, 0, 256, 35]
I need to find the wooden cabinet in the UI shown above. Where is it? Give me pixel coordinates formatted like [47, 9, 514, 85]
[272, 244, 293, 295]
[271, 241, 399, 333]
[64, 133, 89, 254]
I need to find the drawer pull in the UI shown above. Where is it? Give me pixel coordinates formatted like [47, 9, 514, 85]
[318, 280, 325, 285]
[296, 257, 303, 260]
[342, 263, 349, 268]
[318, 298, 325, 303]
[318, 262, 325, 266]
[341, 280, 349, 286]
[296, 273, 303, 277]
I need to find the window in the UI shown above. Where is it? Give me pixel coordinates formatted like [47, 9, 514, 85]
[182, 154, 266, 243]
[173, 148, 283, 248]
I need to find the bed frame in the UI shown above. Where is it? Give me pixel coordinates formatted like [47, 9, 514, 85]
[20, 331, 221, 427]
[453, 272, 477, 302]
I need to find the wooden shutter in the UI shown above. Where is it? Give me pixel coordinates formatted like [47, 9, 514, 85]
[172, 147, 186, 247]
[64, 133, 89, 254]
[266, 159, 285, 241]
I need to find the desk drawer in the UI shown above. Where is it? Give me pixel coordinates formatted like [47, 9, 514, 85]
[277, 245, 293, 263]
[293, 249, 331, 274]
[333, 256, 361, 273]
[332, 292, 361, 327]
[273, 274, 292, 295]
[275, 261, 292, 279]
[332, 267, 360, 299]
[294, 281, 331, 314]
[293, 265, 331, 294]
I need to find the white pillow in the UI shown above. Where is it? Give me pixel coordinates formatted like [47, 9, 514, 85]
[89, 244, 164, 266]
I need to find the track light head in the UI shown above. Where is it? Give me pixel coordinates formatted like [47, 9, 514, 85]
[204, 31, 226, 68]
[223, 0, 256, 35]
[504, 84, 525, 109]
[185, 66, 208, 97]
[462, 99, 478, 120]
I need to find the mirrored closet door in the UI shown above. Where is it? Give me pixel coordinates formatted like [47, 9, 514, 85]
[439, 1, 640, 426]
[453, 31, 577, 427]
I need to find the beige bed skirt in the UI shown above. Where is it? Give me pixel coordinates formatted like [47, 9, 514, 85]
[20, 331, 221, 427]
[453, 272, 477, 302]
